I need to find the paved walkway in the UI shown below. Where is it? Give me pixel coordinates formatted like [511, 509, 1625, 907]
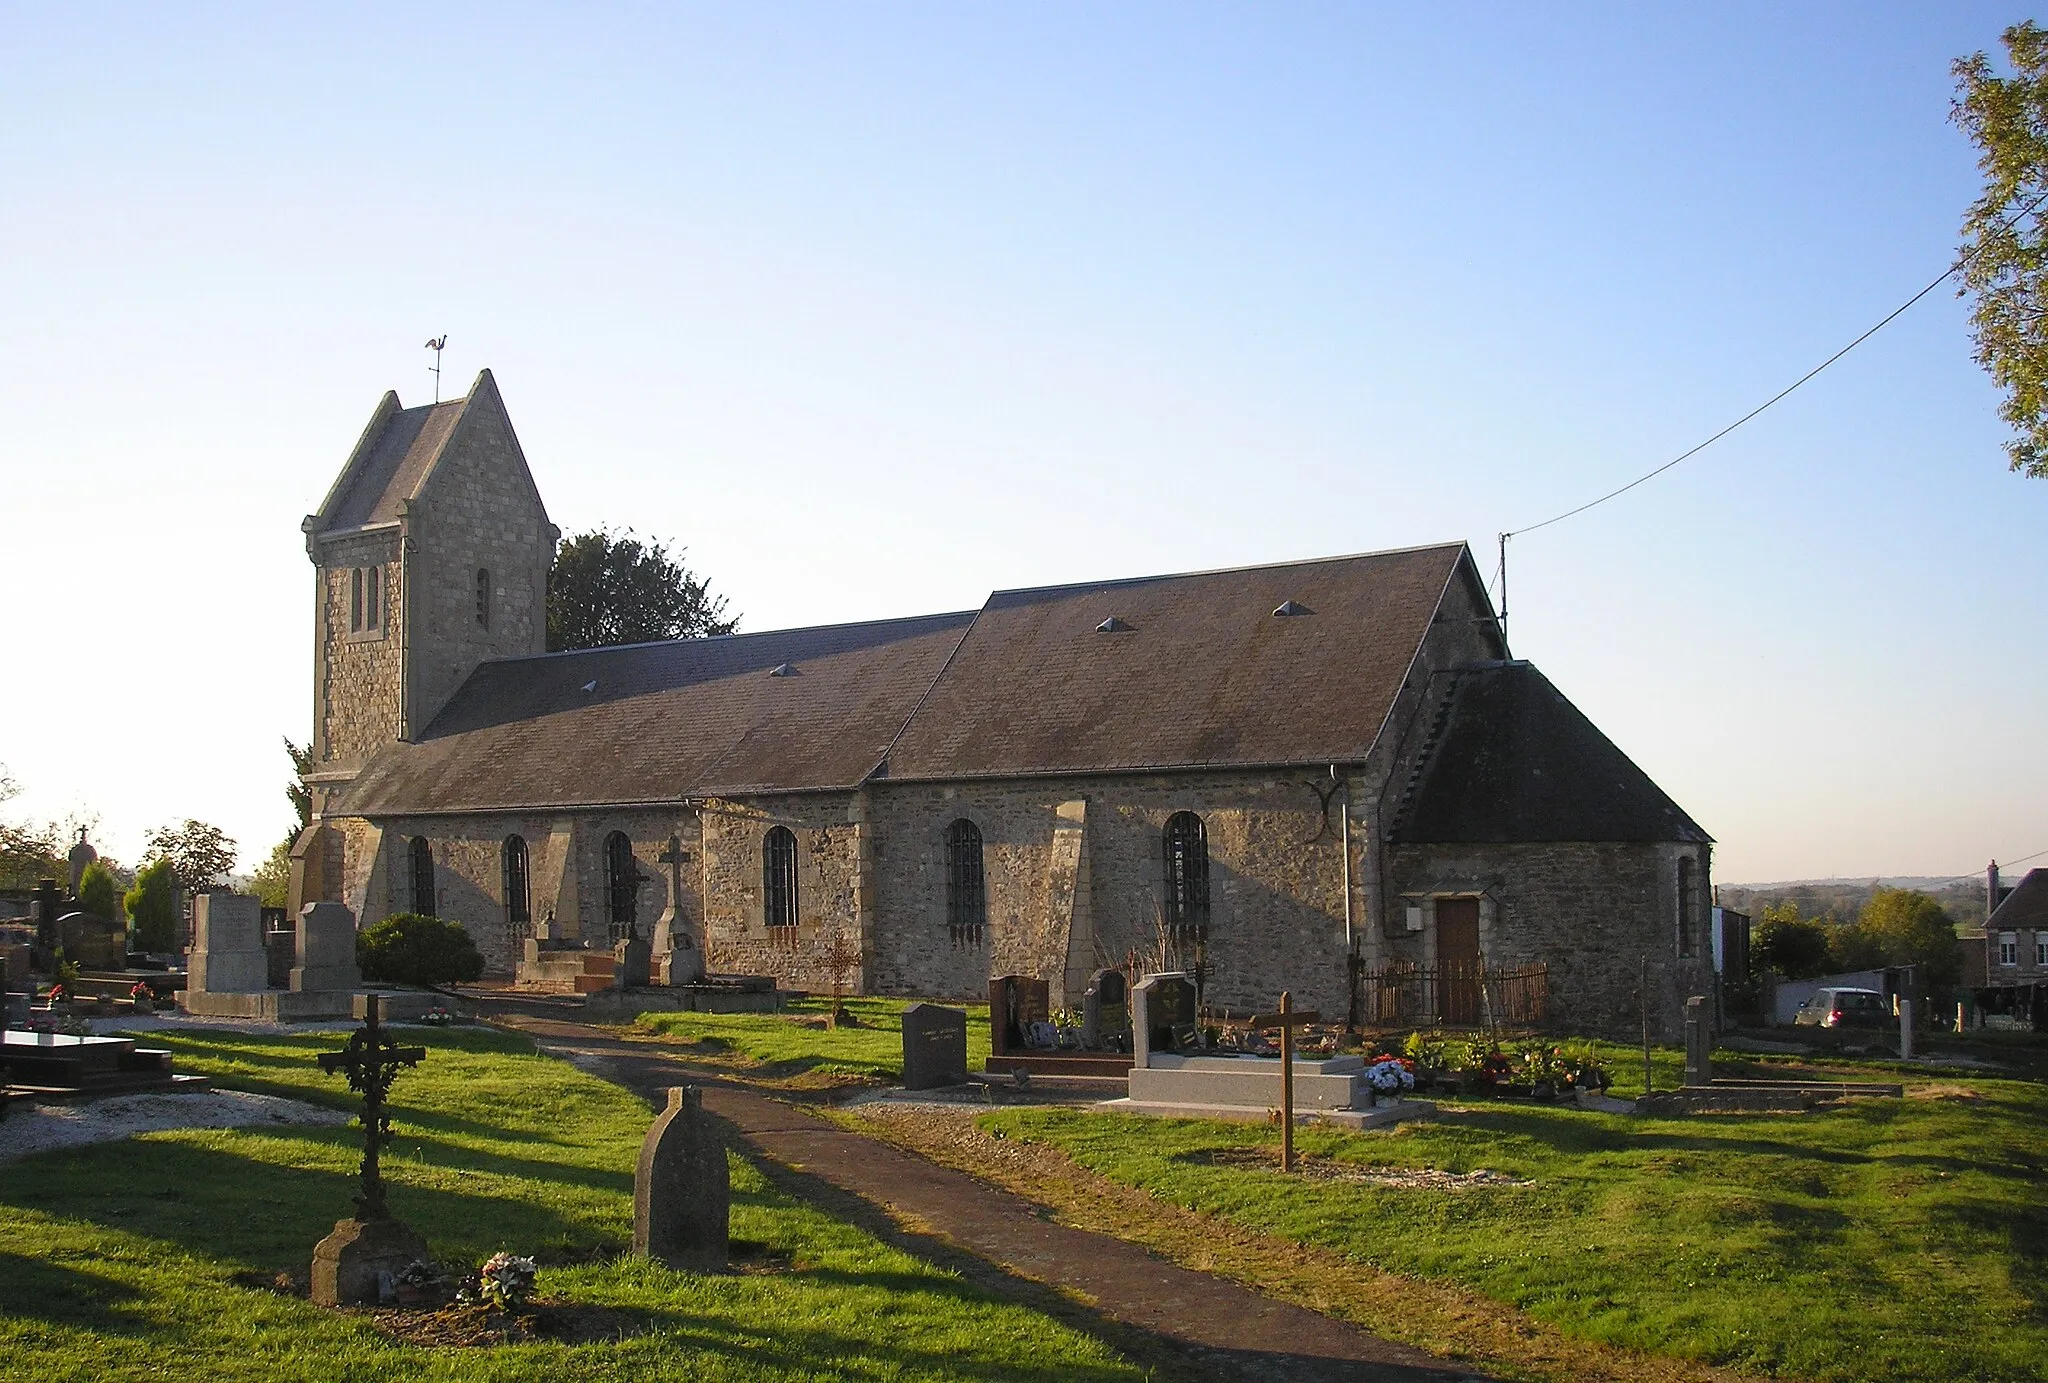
[496, 1015, 1492, 1383]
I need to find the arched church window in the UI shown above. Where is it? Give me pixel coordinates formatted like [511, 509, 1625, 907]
[1677, 855, 1699, 957]
[1162, 812, 1210, 945]
[944, 819, 985, 948]
[604, 831, 639, 941]
[763, 826, 798, 939]
[503, 835, 530, 933]
[476, 568, 491, 630]
[409, 836, 436, 917]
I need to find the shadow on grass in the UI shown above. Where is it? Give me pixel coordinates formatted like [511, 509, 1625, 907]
[1, 1134, 614, 1273]
[1440, 1105, 1881, 1166]
[0, 1251, 155, 1337]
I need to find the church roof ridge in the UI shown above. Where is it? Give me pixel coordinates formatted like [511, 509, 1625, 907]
[481, 607, 985, 668]
[983, 539, 1471, 604]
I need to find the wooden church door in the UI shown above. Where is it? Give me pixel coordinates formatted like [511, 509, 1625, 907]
[1436, 898, 1482, 1025]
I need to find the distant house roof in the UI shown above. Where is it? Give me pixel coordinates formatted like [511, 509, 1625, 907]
[336, 542, 1507, 815]
[1987, 869, 2048, 931]
[1390, 661, 1710, 845]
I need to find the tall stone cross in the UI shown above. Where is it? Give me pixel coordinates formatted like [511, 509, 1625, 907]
[1248, 991, 1320, 1172]
[651, 833, 703, 984]
[316, 994, 427, 1221]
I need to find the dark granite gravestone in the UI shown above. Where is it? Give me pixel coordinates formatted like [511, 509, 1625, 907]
[988, 974, 1050, 1058]
[1131, 972, 1197, 1068]
[1081, 969, 1129, 1050]
[1683, 995, 1712, 1087]
[902, 1003, 969, 1090]
[635, 1086, 729, 1271]
[613, 934, 652, 990]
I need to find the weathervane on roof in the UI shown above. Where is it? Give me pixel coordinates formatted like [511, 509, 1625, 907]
[425, 335, 448, 402]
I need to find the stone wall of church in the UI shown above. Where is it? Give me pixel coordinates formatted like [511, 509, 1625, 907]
[864, 771, 1363, 1017]
[699, 795, 866, 993]
[313, 530, 403, 771]
[404, 402, 554, 736]
[1384, 840, 1714, 1040]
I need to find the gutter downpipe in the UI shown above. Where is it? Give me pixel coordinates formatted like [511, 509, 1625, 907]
[1334, 763, 1357, 1028]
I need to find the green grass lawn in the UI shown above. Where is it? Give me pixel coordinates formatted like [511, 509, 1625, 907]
[989, 1067, 2048, 1383]
[633, 997, 992, 1083]
[0, 1025, 1139, 1381]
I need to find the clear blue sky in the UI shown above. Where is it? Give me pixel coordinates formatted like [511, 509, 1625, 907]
[1, 4, 2041, 884]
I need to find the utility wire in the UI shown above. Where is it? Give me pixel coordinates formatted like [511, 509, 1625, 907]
[1504, 188, 2048, 543]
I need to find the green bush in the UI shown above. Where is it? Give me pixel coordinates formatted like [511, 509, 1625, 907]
[356, 912, 484, 989]
[76, 859, 120, 923]
[123, 859, 179, 953]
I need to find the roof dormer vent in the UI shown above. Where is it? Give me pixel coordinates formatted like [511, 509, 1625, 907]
[1096, 616, 1133, 633]
[580, 680, 598, 693]
[1272, 600, 1311, 617]
[768, 662, 796, 677]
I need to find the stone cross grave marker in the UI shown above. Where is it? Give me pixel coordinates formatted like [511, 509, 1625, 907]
[1130, 972, 1196, 1068]
[902, 1003, 969, 1089]
[311, 993, 429, 1305]
[651, 833, 705, 985]
[1247, 992, 1320, 1172]
[1683, 995, 1712, 1088]
[635, 1085, 729, 1271]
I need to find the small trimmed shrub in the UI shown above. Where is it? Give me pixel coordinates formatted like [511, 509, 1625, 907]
[124, 859, 179, 953]
[356, 912, 484, 990]
[77, 859, 120, 924]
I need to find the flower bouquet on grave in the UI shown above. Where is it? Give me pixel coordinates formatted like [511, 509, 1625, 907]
[44, 981, 70, 1008]
[391, 1258, 452, 1308]
[1364, 1056, 1416, 1104]
[459, 1252, 537, 1314]
[129, 980, 155, 1013]
[419, 1007, 455, 1026]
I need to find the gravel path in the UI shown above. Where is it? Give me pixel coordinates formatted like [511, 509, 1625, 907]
[1, 1089, 350, 1162]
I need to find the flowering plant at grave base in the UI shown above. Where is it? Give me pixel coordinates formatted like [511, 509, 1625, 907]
[419, 1007, 455, 1026]
[130, 981, 155, 1002]
[1365, 1058, 1416, 1093]
[44, 983, 69, 1005]
[470, 1253, 537, 1312]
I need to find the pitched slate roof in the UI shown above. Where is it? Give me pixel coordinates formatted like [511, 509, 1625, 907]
[1390, 661, 1710, 845]
[1987, 869, 2048, 931]
[336, 542, 1494, 815]
[881, 544, 1473, 779]
[340, 612, 976, 814]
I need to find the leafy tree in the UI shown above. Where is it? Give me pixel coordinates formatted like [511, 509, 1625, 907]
[76, 859, 121, 922]
[249, 837, 292, 910]
[1953, 21, 2048, 477]
[356, 912, 484, 990]
[0, 762, 62, 890]
[141, 819, 238, 896]
[285, 737, 312, 831]
[1855, 887, 1964, 990]
[547, 528, 737, 652]
[1753, 901, 1833, 980]
[124, 859, 180, 953]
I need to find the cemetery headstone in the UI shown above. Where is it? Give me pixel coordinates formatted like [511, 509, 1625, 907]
[1899, 997, 1915, 1061]
[32, 878, 62, 953]
[56, 911, 125, 970]
[988, 974, 1050, 1057]
[311, 995, 429, 1306]
[1683, 995, 1712, 1087]
[634, 1085, 729, 1271]
[1131, 972, 1197, 1068]
[651, 834, 706, 985]
[187, 894, 269, 996]
[613, 933, 652, 989]
[902, 1003, 969, 1089]
[293, 901, 362, 994]
[67, 828, 98, 897]
[1081, 968, 1129, 1050]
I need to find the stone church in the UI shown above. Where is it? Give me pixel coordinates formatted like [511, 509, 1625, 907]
[291, 370, 1714, 1037]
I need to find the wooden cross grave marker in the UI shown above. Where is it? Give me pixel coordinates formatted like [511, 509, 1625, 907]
[316, 994, 427, 1222]
[1246, 991, 1320, 1172]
